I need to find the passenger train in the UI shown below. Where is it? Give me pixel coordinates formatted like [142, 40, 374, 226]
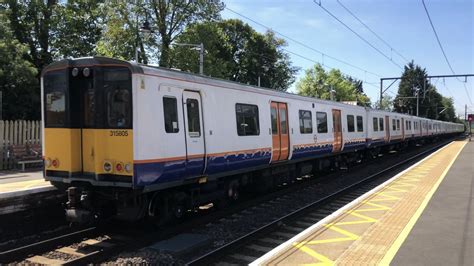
[41, 57, 464, 223]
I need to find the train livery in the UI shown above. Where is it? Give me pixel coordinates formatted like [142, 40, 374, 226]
[41, 57, 464, 223]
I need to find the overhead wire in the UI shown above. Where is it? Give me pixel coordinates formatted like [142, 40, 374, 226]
[313, 0, 404, 70]
[421, 0, 473, 105]
[336, 0, 410, 63]
[224, 6, 382, 78]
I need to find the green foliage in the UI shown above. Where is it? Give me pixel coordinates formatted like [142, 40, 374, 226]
[394, 61, 455, 121]
[373, 94, 394, 111]
[296, 64, 371, 106]
[52, 0, 105, 58]
[169, 19, 298, 91]
[149, 0, 224, 67]
[0, 12, 39, 119]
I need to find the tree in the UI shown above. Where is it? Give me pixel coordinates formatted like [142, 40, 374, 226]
[150, 0, 224, 67]
[374, 94, 394, 111]
[296, 64, 371, 105]
[394, 61, 453, 120]
[52, 0, 105, 58]
[0, 12, 39, 120]
[169, 19, 298, 91]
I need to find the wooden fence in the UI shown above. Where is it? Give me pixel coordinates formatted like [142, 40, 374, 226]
[0, 120, 42, 170]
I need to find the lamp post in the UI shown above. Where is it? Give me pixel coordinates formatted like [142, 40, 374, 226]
[172, 42, 204, 75]
[135, 13, 152, 63]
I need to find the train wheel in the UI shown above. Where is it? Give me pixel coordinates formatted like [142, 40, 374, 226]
[227, 180, 240, 202]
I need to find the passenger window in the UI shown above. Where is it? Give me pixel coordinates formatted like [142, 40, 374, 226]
[236, 103, 260, 136]
[373, 118, 378, 131]
[357, 116, 363, 132]
[316, 112, 328, 133]
[299, 110, 313, 134]
[397, 120, 400, 130]
[392, 119, 396, 130]
[279, 108, 287, 134]
[271, 107, 278, 135]
[379, 118, 384, 131]
[163, 97, 179, 133]
[186, 99, 201, 137]
[347, 115, 355, 132]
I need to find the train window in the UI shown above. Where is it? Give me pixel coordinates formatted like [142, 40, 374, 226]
[186, 99, 201, 137]
[316, 112, 328, 133]
[107, 88, 131, 128]
[347, 115, 355, 132]
[392, 119, 396, 130]
[104, 68, 132, 129]
[163, 97, 179, 133]
[271, 107, 278, 135]
[299, 110, 313, 134]
[279, 108, 287, 134]
[357, 116, 363, 132]
[236, 103, 260, 136]
[379, 118, 384, 131]
[373, 118, 378, 131]
[44, 70, 67, 127]
[397, 120, 400, 130]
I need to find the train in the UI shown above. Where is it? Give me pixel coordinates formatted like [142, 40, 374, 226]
[41, 57, 464, 223]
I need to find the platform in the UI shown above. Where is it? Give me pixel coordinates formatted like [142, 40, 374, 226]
[0, 170, 53, 199]
[252, 140, 472, 265]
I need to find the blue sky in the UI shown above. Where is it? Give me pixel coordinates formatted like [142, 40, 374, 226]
[221, 0, 473, 117]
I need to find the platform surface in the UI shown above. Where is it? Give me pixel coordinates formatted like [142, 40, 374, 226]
[392, 140, 473, 265]
[0, 170, 52, 195]
[252, 140, 471, 265]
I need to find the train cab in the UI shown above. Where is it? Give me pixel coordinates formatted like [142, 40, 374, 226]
[42, 57, 138, 189]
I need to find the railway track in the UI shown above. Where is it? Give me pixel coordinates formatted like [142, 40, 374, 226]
[186, 139, 456, 265]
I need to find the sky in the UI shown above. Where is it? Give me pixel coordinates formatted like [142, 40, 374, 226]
[220, 0, 474, 117]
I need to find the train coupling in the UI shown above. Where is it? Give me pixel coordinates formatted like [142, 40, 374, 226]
[65, 187, 94, 223]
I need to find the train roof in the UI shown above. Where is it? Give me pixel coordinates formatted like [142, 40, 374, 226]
[42, 57, 462, 126]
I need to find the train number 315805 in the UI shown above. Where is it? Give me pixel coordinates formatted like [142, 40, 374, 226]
[109, 130, 129, 136]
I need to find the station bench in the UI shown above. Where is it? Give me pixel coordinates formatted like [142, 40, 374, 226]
[9, 144, 42, 171]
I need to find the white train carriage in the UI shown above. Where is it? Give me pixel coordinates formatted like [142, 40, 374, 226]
[41, 57, 464, 223]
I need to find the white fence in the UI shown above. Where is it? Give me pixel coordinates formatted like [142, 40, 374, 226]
[0, 120, 42, 170]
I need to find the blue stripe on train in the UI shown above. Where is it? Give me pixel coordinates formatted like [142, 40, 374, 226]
[291, 144, 333, 160]
[134, 150, 272, 186]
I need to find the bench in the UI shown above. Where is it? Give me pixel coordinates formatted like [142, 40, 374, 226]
[9, 144, 42, 171]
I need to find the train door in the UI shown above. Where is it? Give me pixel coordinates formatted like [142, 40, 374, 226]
[77, 74, 95, 175]
[182, 91, 205, 175]
[332, 109, 342, 152]
[270, 102, 289, 162]
[385, 116, 390, 142]
[401, 118, 405, 140]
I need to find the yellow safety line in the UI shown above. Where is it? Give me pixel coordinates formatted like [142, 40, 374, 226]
[380, 140, 468, 265]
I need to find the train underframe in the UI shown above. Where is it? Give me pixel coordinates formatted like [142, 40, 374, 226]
[61, 134, 456, 224]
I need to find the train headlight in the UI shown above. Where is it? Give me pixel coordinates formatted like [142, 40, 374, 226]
[83, 67, 90, 77]
[115, 162, 124, 173]
[45, 158, 52, 168]
[103, 161, 112, 173]
[72, 67, 79, 77]
[52, 158, 60, 168]
[124, 163, 132, 173]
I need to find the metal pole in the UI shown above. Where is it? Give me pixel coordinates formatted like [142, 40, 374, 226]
[258, 76, 260, 87]
[135, 15, 139, 63]
[465, 104, 467, 121]
[199, 43, 204, 75]
[379, 79, 383, 108]
[416, 90, 419, 117]
[330, 86, 335, 101]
